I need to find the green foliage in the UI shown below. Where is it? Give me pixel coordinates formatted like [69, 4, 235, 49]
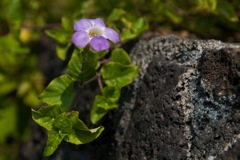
[39, 75, 75, 111]
[90, 48, 138, 124]
[32, 105, 104, 156]
[106, 8, 149, 42]
[45, 17, 74, 60]
[90, 87, 120, 124]
[67, 48, 99, 84]
[102, 62, 138, 88]
[34, 40, 138, 155]
[111, 48, 131, 65]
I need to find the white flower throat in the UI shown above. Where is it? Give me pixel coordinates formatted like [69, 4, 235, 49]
[88, 26, 103, 37]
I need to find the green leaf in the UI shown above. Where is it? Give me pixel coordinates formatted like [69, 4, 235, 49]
[32, 105, 62, 130]
[56, 43, 70, 61]
[67, 111, 89, 130]
[132, 18, 149, 34]
[53, 113, 72, 133]
[102, 86, 120, 102]
[111, 48, 131, 65]
[97, 50, 109, 59]
[121, 29, 136, 42]
[0, 104, 17, 143]
[101, 62, 138, 88]
[61, 17, 73, 31]
[90, 96, 109, 124]
[63, 111, 104, 144]
[90, 87, 120, 124]
[164, 7, 183, 23]
[0, 34, 29, 55]
[44, 129, 64, 156]
[107, 8, 125, 22]
[39, 75, 75, 111]
[45, 29, 69, 44]
[67, 49, 99, 84]
[0, 77, 18, 96]
[37, 110, 104, 156]
[120, 18, 148, 42]
[197, 0, 217, 11]
[216, 0, 238, 22]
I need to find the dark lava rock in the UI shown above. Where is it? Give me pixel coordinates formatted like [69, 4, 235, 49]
[113, 35, 240, 160]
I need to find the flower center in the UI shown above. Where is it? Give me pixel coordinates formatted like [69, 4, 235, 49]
[88, 26, 103, 37]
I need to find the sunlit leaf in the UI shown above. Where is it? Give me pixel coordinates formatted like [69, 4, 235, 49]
[53, 113, 72, 133]
[32, 105, 62, 130]
[107, 8, 125, 22]
[43, 129, 64, 157]
[39, 75, 75, 111]
[0, 104, 17, 143]
[0, 78, 18, 96]
[56, 43, 71, 60]
[67, 49, 99, 84]
[101, 62, 138, 88]
[197, 0, 217, 11]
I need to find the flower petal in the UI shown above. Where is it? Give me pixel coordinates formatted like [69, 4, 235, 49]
[90, 36, 110, 52]
[103, 27, 120, 44]
[91, 18, 105, 27]
[74, 19, 92, 31]
[72, 31, 90, 48]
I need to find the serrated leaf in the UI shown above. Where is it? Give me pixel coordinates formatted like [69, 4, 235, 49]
[39, 75, 75, 111]
[67, 49, 99, 84]
[32, 105, 62, 130]
[111, 48, 131, 65]
[101, 62, 138, 88]
[43, 129, 64, 156]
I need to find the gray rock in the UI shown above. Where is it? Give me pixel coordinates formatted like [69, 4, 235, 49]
[114, 35, 240, 160]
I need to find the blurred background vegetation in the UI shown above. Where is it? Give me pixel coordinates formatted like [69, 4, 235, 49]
[0, 0, 239, 159]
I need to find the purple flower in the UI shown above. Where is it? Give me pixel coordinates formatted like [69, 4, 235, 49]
[72, 18, 120, 52]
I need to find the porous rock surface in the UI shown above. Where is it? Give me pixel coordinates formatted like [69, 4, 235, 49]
[113, 35, 240, 160]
